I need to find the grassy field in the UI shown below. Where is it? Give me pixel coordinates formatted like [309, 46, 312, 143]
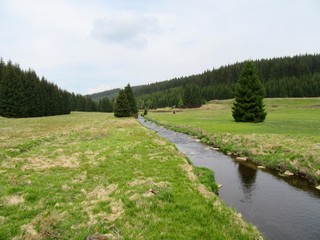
[0, 112, 262, 239]
[146, 98, 320, 184]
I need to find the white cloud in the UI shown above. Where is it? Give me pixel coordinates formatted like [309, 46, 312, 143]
[0, 0, 320, 94]
[91, 11, 160, 49]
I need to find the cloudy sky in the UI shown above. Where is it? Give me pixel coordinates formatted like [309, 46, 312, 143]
[1, 0, 320, 94]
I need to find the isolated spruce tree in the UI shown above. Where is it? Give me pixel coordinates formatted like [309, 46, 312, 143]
[114, 84, 138, 118]
[232, 61, 267, 122]
[114, 89, 131, 117]
[124, 84, 138, 116]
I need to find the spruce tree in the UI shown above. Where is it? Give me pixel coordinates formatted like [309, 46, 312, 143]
[114, 84, 138, 118]
[232, 61, 267, 122]
[114, 89, 131, 117]
[124, 84, 138, 116]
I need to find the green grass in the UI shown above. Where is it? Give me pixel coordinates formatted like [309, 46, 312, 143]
[194, 167, 219, 193]
[146, 98, 320, 183]
[0, 112, 262, 239]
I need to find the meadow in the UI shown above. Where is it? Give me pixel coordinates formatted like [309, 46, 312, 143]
[146, 98, 320, 184]
[0, 113, 262, 239]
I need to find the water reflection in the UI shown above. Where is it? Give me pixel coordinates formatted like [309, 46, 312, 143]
[237, 163, 257, 198]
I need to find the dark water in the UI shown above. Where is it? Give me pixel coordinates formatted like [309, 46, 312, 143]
[138, 117, 320, 240]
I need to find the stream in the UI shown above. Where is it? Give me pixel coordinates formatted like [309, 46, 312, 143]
[138, 117, 320, 240]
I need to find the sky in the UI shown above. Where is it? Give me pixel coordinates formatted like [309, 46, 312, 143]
[1, 0, 320, 95]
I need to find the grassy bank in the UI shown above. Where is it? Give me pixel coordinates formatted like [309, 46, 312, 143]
[146, 98, 320, 184]
[0, 112, 262, 239]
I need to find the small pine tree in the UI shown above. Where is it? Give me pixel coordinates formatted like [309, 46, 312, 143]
[232, 61, 267, 122]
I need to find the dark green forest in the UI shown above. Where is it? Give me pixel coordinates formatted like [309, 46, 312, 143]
[2, 54, 320, 118]
[91, 54, 320, 109]
[0, 59, 98, 118]
[90, 88, 120, 102]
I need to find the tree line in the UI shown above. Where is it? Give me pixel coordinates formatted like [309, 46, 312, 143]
[0, 59, 112, 118]
[132, 54, 320, 109]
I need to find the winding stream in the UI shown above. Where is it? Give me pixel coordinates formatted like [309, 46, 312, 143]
[138, 117, 320, 240]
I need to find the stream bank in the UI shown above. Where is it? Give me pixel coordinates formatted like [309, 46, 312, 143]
[144, 116, 319, 186]
[138, 117, 320, 240]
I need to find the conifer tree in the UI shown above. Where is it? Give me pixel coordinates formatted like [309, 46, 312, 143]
[232, 61, 267, 122]
[114, 84, 138, 118]
[124, 84, 138, 116]
[114, 89, 131, 117]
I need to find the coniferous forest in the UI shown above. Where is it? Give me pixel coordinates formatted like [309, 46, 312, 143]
[0, 59, 97, 118]
[124, 54, 320, 109]
[2, 54, 320, 118]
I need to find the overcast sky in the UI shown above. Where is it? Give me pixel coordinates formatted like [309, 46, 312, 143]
[1, 0, 320, 94]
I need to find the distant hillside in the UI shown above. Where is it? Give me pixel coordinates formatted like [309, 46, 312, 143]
[88, 88, 121, 102]
[89, 54, 320, 108]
